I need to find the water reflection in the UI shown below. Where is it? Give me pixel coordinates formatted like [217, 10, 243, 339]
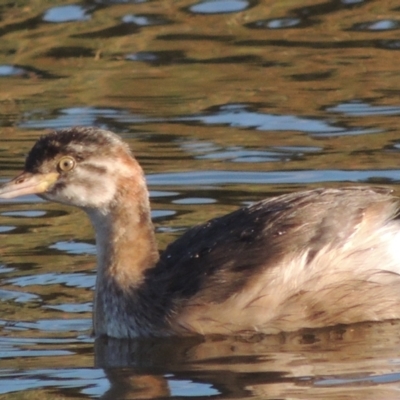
[246, 17, 305, 29]
[7, 272, 94, 289]
[121, 13, 170, 26]
[0, 65, 57, 79]
[2, 210, 47, 218]
[2, 0, 400, 398]
[42, 5, 93, 23]
[93, 0, 148, 3]
[3, 318, 91, 333]
[0, 65, 29, 77]
[188, 0, 254, 14]
[18, 103, 380, 138]
[93, 322, 400, 398]
[0, 368, 107, 397]
[350, 19, 400, 31]
[0, 288, 39, 303]
[328, 100, 400, 116]
[181, 140, 321, 162]
[179, 103, 343, 133]
[18, 107, 141, 130]
[49, 241, 96, 255]
[148, 169, 400, 186]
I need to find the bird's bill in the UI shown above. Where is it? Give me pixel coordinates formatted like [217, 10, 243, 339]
[0, 171, 59, 199]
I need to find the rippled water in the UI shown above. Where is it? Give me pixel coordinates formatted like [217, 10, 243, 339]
[1, 0, 400, 398]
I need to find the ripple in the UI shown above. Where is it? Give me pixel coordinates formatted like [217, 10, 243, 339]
[18, 105, 166, 131]
[0, 336, 79, 359]
[0, 265, 14, 274]
[5, 318, 91, 333]
[156, 226, 186, 234]
[316, 372, 400, 386]
[122, 14, 169, 26]
[45, 302, 92, 313]
[341, 0, 364, 3]
[0, 368, 107, 397]
[7, 272, 94, 289]
[173, 197, 216, 205]
[391, 143, 400, 151]
[168, 378, 219, 397]
[247, 17, 303, 29]
[189, 145, 318, 163]
[0, 65, 54, 79]
[42, 5, 92, 23]
[0, 226, 15, 233]
[0, 336, 80, 345]
[125, 50, 187, 65]
[351, 20, 400, 31]
[126, 51, 160, 62]
[202, 148, 285, 162]
[152, 209, 176, 219]
[178, 103, 343, 134]
[291, 70, 334, 81]
[275, 145, 322, 153]
[94, 0, 147, 3]
[49, 240, 96, 255]
[328, 100, 400, 116]
[44, 46, 95, 58]
[189, 0, 251, 14]
[0, 347, 71, 360]
[2, 210, 46, 218]
[0, 65, 27, 76]
[149, 190, 179, 198]
[17, 103, 378, 138]
[126, 50, 263, 65]
[0, 289, 39, 303]
[379, 40, 400, 50]
[148, 169, 400, 186]
[18, 107, 144, 130]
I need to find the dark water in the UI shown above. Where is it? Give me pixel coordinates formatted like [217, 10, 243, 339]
[1, 0, 400, 398]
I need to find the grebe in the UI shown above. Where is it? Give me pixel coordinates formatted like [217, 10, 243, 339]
[1, 127, 400, 338]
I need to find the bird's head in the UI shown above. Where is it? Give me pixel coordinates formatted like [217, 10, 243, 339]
[0, 127, 142, 212]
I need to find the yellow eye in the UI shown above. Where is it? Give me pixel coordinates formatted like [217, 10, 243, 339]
[58, 156, 76, 172]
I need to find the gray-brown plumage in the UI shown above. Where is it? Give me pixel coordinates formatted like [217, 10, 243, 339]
[1, 127, 400, 338]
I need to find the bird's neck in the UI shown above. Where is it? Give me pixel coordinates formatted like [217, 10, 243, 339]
[86, 172, 160, 337]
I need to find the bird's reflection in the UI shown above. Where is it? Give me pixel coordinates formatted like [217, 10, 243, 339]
[95, 320, 400, 399]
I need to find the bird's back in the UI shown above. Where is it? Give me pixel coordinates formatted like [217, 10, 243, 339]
[152, 187, 400, 335]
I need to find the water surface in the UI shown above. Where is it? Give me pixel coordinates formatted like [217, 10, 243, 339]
[1, 0, 400, 398]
